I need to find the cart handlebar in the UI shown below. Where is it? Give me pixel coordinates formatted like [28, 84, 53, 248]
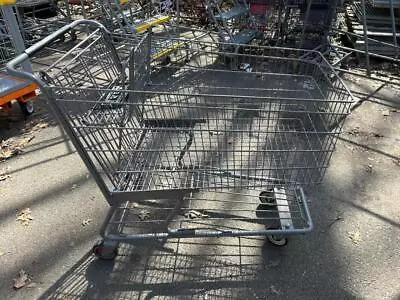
[7, 19, 108, 88]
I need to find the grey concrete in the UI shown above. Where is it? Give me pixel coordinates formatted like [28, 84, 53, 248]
[0, 76, 399, 300]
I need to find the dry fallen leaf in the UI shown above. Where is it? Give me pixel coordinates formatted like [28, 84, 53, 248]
[184, 210, 210, 219]
[82, 219, 92, 226]
[0, 136, 34, 160]
[138, 209, 151, 221]
[348, 230, 362, 244]
[16, 208, 34, 226]
[0, 148, 22, 160]
[18, 136, 35, 146]
[33, 122, 49, 130]
[13, 269, 30, 290]
[0, 174, 11, 181]
[348, 127, 360, 136]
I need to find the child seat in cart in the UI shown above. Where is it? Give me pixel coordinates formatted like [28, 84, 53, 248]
[7, 20, 353, 259]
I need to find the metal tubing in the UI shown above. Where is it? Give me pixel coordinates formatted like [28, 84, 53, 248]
[360, 0, 371, 75]
[7, 22, 354, 240]
[300, 0, 313, 49]
[332, 43, 400, 63]
[389, 0, 398, 58]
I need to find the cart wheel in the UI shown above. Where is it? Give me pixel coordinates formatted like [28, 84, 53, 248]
[19, 101, 34, 117]
[259, 189, 275, 205]
[267, 235, 288, 246]
[92, 240, 118, 260]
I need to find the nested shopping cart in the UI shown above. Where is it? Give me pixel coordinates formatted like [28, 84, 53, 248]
[8, 20, 353, 259]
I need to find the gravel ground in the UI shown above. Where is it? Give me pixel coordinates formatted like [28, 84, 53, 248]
[0, 75, 399, 299]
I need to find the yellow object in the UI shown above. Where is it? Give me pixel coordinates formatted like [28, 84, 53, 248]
[0, 0, 16, 5]
[119, 0, 128, 5]
[152, 42, 184, 60]
[135, 15, 170, 33]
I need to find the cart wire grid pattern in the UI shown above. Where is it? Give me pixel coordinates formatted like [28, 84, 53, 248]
[10, 23, 353, 241]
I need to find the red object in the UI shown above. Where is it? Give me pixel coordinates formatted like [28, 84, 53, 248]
[250, 3, 268, 15]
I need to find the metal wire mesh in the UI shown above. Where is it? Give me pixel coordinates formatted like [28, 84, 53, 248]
[0, 19, 15, 66]
[0, 9, 19, 66]
[6, 22, 354, 237]
[104, 186, 310, 238]
[37, 29, 352, 195]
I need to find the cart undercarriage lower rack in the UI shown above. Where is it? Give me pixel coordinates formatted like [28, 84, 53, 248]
[7, 20, 353, 258]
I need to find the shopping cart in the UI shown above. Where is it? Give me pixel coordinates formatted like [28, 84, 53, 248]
[8, 20, 353, 259]
[15, 0, 75, 44]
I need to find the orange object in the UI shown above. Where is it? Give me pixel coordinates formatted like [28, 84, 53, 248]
[0, 73, 38, 107]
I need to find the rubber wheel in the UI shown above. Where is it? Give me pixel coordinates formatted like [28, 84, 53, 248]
[19, 101, 34, 117]
[267, 235, 288, 246]
[259, 189, 275, 205]
[92, 241, 118, 260]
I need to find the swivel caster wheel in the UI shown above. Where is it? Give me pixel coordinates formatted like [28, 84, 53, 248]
[267, 235, 288, 246]
[93, 240, 118, 260]
[259, 189, 275, 206]
[19, 101, 34, 117]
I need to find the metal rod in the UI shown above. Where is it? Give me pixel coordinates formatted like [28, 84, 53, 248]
[300, 0, 312, 49]
[176, 0, 180, 26]
[389, 0, 398, 58]
[331, 27, 400, 52]
[332, 43, 400, 63]
[360, 0, 371, 75]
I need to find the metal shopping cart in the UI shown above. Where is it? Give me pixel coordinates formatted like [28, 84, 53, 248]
[15, 0, 75, 44]
[8, 20, 353, 259]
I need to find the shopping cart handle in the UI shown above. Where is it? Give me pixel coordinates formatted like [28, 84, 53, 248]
[7, 19, 108, 86]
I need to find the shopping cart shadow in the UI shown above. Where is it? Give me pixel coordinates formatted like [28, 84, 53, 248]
[38, 235, 292, 299]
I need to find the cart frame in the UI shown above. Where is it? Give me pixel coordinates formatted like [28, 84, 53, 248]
[8, 20, 353, 254]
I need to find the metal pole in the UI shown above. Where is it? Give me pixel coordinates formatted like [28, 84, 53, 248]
[360, 0, 370, 76]
[300, 0, 312, 49]
[1, 5, 32, 73]
[277, 0, 283, 40]
[388, 0, 398, 58]
[176, 0, 180, 26]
